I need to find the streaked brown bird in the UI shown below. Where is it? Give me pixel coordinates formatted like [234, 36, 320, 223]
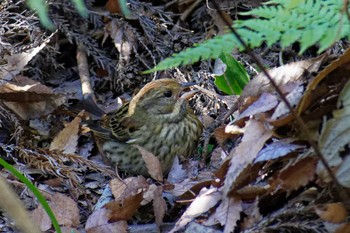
[91, 79, 203, 176]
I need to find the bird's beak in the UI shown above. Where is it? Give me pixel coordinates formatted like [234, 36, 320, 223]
[180, 82, 199, 100]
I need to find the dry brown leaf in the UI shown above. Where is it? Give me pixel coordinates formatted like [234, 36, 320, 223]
[240, 54, 327, 101]
[142, 184, 157, 205]
[240, 199, 262, 230]
[104, 20, 136, 62]
[1, 41, 49, 81]
[254, 139, 305, 163]
[223, 119, 273, 196]
[298, 48, 350, 114]
[335, 223, 350, 233]
[105, 0, 122, 14]
[270, 84, 304, 121]
[32, 193, 80, 231]
[170, 187, 222, 233]
[105, 192, 143, 222]
[214, 125, 241, 146]
[278, 157, 317, 191]
[32, 204, 52, 232]
[205, 195, 242, 233]
[318, 77, 350, 184]
[168, 156, 188, 183]
[236, 92, 278, 121]
[137, 145, 163, 181]
[314, 203, 348, 223]
[235, 184, 268, 201]
[0, 76, 65, 119]
[153, 185, 166, 227]
[109, 176, 148, 200]
[50, 111, 83, 154]
[86, 216, 127, 233]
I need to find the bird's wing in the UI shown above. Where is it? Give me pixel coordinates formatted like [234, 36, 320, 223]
[109, 103, 143, 142]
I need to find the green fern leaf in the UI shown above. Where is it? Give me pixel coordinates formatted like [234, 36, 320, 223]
[144, 0, 350, 74]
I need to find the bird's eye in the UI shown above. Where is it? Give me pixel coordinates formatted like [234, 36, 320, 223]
[163, 90, 172, 98]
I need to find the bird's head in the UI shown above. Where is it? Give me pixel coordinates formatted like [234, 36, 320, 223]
[128, 79, 198, 118]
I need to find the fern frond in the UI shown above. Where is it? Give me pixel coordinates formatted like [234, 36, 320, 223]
[145, 0, 350, 73]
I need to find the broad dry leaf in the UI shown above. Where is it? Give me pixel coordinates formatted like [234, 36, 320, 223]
[236, 92, 278, 121]
[109, 176, 148, 200]
[270, 84, 304, 121]
[170, 187, 222, 233]
[235, 184, 268, 200]
[137, 145, 163, 181]
[336, 155, 350, 188]
[104, 20, 135, 62]
[142, 184, 157, 205]
[32, 193, 80, 230]
[168, 156, 188, 183]
[240, 199, 262, 230]
[255, 139, 305, 163]
[318, 77, 350, 181]
[32, 205, 52, 232]
[240, 54, 326, 100]
[278, 157, 317, 191]
[334, 223, 350, 233]
[153, 185, 166, 227]
[298, 48, 350, 113]
[1, 40, 49, 82]
[0, 76, 65, 119]
[105, 192, 143, 222]
[205, 195, 242, 233]
[50, 111, 83, 153]
[315, 203, 348, 223]
[86, 210, 128, 233]
[224, 119, 273, 195]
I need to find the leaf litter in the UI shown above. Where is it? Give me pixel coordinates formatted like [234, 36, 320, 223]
[1, 1, 350, 233]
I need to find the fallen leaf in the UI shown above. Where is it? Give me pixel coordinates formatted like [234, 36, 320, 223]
[236, 92, 278, 121]
[86, 216, 127, 233]
[318, 77, 350, 182]
[109, 176, 148, 200]
[32, 193, 80, 231]
[0, 76, 65, 120]
[137, 145, 163, 181]
[224, 119, 273, 196]
[205, 195, 242, 233]
[153, 186, 166, 227]
[314, 203, 348, 223]
[254, 139, 305, 163]
[1, 41, 49, 82]
[168, 156, 187, 183]
[170, 187, 222, 233]
[105, 192, 143, 222]
[32, 205, 52, 232]
[50, 111, 83, 153]
[240, 54, 326, 101]
[278, 157, 317, 191]
[270, 84, 304, 120]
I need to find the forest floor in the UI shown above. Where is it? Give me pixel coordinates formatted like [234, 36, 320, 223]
[0, 0, 350, 232]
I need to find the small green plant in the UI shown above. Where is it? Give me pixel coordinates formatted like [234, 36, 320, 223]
[144, 0, 350, 74]
[26, 0, 88, 29]
[213, 52, 249, 95]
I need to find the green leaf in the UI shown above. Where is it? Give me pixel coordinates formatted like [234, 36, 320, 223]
[214, 52, 249, 95]
[119, 0, 132, 18]
[0, 157, 61, 233]
[26, 0, 54, 29]
[144, 0, 350, 73]
[71, 0, 88, 18]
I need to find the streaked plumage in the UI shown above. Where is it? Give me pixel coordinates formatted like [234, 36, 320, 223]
[92, 79, 203, 176]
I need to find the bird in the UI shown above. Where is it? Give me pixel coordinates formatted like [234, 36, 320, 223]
[90, 78, 203, 176]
